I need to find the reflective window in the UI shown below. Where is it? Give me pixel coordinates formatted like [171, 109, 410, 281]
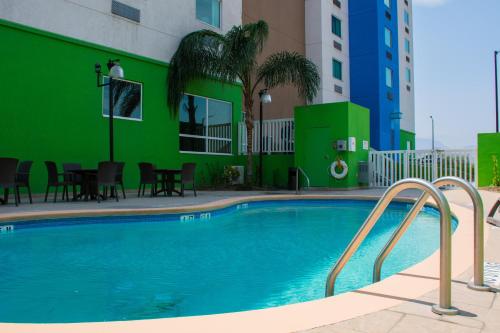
[196, 0, 221, 28]
[332, 16, 342, 38]
[179, 94, 232, 154]
[384, 27, 392, 48]
[103, 77, 142, 121]
[385, 67, 393, 88]
[333, 59, 343, 80]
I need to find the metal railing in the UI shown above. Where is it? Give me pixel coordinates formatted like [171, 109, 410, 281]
[296, 167, 310, 194]
[325, 178, 459, 315]
[238, 118, 295, 154]
[373, 177, 490, 291]
[369, 149, 477, 187]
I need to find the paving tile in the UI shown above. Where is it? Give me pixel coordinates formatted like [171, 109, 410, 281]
[420, 283, 495, 309]
[329, 310, 404, 333]
[491, 294, 500, 310]
[388, 314, 481, 333]
[302, 325, 363, 333]
[480, 308, 500, 333]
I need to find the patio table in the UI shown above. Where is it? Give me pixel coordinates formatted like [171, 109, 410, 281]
[154, 169, 182, 197]
[69, 169, 98, 201]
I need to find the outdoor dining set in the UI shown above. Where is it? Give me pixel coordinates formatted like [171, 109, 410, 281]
[0, 158, 197, 206]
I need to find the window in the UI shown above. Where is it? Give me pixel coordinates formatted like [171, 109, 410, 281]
[404, 10, 410, 25]
[102, 77, 142, 121]
[333, 59, 342, 80]
[385, 67, 393, 88]
[405, 68, 412, 83]
[384, 0, 391, 8]
[179, 94, 232, 154]
[332, 15, 342, 38]
[196, 0, 221, 28]
[384, 27, 392, 48]
[405, 38, 411, 53]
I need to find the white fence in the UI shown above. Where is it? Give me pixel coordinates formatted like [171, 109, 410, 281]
[369, 149, 477, 187]
[238, 118, 294, 154]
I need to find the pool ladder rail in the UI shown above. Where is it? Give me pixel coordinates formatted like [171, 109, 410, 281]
[296, 167, 311, 194]
[324, 177, 491, 316]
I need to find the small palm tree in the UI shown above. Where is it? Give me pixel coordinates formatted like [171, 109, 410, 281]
[167, 20, 320, 184]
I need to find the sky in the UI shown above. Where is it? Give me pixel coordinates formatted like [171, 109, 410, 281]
[413, 0, 500, 149]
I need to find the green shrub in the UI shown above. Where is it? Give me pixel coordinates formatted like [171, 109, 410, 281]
[492, 155, 500, 187]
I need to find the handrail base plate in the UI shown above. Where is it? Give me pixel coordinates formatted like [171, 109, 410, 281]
[467, 281, 492, 292]
[432, 305, 459, 316]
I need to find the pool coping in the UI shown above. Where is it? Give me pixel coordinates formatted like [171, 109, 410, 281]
[0, 195, 483, 333]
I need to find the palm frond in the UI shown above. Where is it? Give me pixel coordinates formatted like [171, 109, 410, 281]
[167, 30, 232, 114]
[256, 51, 320, 102]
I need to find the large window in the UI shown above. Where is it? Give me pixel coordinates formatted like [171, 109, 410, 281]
[385, 67, 393, 88]
[333, 59, 343, 80]
[102, 77, 142, 121]
[332, 15, 342, 38]
[179, 94, 232, 154]
[384, 0, 391, 8]
[384, 27, 392, 48]
[196, 0, 221, 28]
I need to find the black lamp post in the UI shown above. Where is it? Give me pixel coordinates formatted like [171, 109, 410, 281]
[495, 51, 499, 133]
[258, 89, 272, 187]
[95, 59, 124, 162]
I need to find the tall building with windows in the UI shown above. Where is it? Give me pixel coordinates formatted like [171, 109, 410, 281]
[243, 0, 416, 150]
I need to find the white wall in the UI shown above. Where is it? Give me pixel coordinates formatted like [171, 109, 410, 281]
[305, 0, 350, 105]
[0, 0, 242, 63]
[397, 0, 415, 133]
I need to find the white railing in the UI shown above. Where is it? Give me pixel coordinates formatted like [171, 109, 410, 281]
[369, 149, 477, 187]
[238, 118, 295, 154]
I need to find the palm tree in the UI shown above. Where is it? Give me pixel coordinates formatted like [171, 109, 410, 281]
[167, 20, 320, 184]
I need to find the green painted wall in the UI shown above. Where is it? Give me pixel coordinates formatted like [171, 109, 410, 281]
[477, 132, 500, 187]
[400, 129, 416, 150]
[294, 102, 370, 188]
[0, 19, 242, 193]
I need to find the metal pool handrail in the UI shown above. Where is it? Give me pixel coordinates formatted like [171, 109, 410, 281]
[373, 177, 489, 291]
[296, 167, 311, 194]
[324, 178, 458, 315]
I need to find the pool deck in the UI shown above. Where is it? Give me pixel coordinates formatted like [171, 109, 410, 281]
[0, 188, 499, 333]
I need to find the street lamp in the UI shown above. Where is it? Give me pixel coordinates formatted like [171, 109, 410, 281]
[495, 51, 499, 133]
[258, 89, 272, 187]
[95, 59, 124, 162]
[430, 115, 435, 151]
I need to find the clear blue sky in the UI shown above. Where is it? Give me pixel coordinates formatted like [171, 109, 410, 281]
[413, 0, 500, 149]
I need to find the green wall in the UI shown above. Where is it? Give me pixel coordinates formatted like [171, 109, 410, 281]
[400, 129, 416, 150]
[477, 132, 500, 187]
[294, 102, 370, 188]
[0, 19, 242, 193]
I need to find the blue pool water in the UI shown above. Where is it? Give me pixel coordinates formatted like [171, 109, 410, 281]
[0, 200, 456, 323]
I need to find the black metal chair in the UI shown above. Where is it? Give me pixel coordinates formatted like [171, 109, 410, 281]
[175, 163, 197, 197]
[95, 162, 120, 203]
[115, 162, 126, 199]
[138, 162, 160, 197]
[62, 163, 82, 201]
[16, 160, 33, 204]
[0, 158, 20, 206]
[44, 161, 70, 203]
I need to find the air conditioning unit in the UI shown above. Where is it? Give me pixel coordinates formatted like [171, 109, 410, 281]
[231, 166, 245, 185]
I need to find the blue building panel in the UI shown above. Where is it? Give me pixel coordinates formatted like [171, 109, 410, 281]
[349, 0, 401, 150]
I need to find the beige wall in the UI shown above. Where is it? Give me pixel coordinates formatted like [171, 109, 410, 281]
[243, 0, 306, 120]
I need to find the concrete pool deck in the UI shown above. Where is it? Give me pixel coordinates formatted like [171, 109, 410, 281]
[0, 188, 499, 333]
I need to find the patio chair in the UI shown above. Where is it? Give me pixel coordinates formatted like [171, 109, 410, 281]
[45, 161, 71, 203]
[95, 162, 120, 203]
[62, 163, 82, 201]
[115, 162, 126, 199]
[16, 160, 33, 204]
[175, 163, 197, 197]
[0, 158, 20, 206]
[138, 162, 160, 197]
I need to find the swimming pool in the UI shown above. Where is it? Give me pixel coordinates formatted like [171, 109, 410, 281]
[0, 199, 456, 323]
